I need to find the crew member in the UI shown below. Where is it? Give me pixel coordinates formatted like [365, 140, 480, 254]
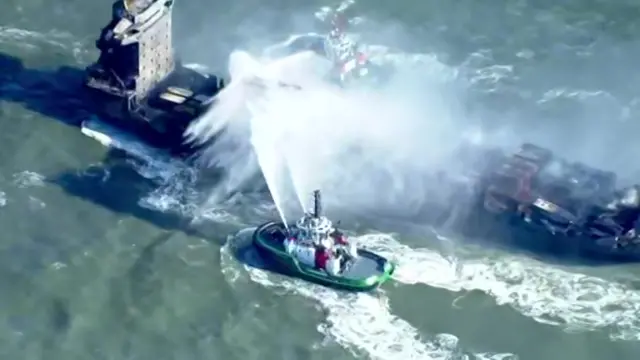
[315, 244, 330, 269]
[330, 228, 358, 260]
[330, 228, 346, 244]
[302, 217, 331, 270]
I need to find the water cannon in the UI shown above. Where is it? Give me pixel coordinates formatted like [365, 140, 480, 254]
[313, 189, 323, 218]
[316, 0, 355, 33]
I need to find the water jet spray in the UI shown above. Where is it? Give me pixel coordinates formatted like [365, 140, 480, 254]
[187, 49, 471, 223]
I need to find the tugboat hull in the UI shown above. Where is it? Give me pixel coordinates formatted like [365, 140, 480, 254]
[253, 221, 395, 291]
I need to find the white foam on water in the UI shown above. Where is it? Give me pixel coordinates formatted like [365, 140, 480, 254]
[12, 171, 45, 188]
[358, 232, 640, 341]
[79, 116, 231, 223]
[219, 240, 515, 360]
[78, 117, 241, 224]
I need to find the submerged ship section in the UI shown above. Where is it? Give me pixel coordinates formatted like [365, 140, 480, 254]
[83, 0, 225, 153]
[451, 143, 640, 261]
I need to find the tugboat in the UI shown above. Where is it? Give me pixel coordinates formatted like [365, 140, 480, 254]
[262, 5, 383, 87]
[81, 0, 225, 156]
[253, 190, 395, 291]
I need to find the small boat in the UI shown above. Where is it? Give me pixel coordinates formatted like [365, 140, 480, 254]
[253, 190, 395, 291]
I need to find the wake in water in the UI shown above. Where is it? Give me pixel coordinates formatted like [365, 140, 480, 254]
[361, 232, 640, 342]
[221, 229, 516, 360]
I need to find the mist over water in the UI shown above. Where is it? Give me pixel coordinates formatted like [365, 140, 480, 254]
[186, 45, 478, 221]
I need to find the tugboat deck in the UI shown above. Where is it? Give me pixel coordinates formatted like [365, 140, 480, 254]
[341, 253, 385, 280]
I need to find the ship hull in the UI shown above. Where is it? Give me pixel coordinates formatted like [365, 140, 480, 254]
[82, 64, 223, 157]
[457, 199, 640, 263]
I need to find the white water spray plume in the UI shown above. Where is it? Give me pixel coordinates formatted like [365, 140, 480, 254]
[185, 49, 472, 221]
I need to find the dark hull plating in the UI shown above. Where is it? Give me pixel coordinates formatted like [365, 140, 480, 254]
[84, 64, 223, 157]
[456, 199, 640, 263]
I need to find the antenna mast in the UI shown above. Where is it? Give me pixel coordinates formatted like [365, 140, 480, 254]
[313, 190, 322, 218]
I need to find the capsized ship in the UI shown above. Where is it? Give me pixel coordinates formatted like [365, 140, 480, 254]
[441, 142, 640, 262]
[81, 0, 225, 156]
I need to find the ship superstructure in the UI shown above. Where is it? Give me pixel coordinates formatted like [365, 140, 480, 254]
[83, 0, 225, 151]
